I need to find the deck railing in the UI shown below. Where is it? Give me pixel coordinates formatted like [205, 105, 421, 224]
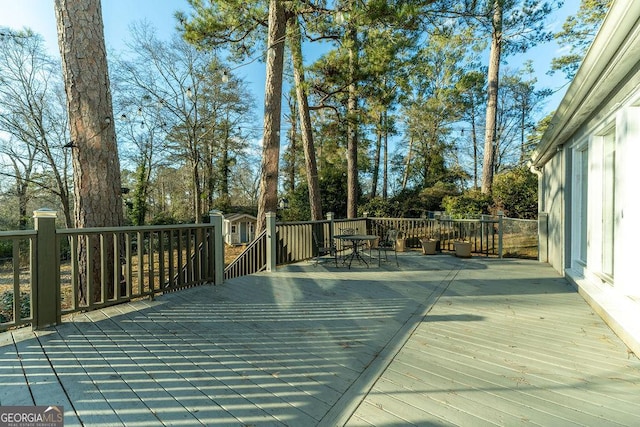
[223, 214, 509, 280]
[0, 209, 224, 332]
[224, 229, 267, 280]
[1, 209, 531, 332]
[58, 223, 219, 316]
[0, 230, 37, 330]
[367, 216, 502, 256]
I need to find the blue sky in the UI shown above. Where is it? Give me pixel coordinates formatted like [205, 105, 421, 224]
[0, 0, 578, 124]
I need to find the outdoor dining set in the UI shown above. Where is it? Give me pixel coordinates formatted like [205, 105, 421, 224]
[313, 228, 399, 268]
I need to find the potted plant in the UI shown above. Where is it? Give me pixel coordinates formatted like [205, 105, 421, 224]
[454, 240, 472, 258]
[420, 231, 439, 255]
[395, 231, 407, 252]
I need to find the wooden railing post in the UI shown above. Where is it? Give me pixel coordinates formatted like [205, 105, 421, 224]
[209, 210, 224, 285]
[266, 211, 277, 272]
[326, 212, 335, 242]
[33, 208, 59, 329]
[538, 212, 548, 263]
[497, 211, 504, 259]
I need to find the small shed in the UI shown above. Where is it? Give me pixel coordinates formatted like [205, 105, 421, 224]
[223, 213, 257, 245]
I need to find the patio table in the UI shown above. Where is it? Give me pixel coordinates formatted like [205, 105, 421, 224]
[334, 234, 378, 268]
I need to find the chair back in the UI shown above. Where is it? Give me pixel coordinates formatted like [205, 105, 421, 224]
[384, 229, 399, 246]
[340, 227, 356, 235]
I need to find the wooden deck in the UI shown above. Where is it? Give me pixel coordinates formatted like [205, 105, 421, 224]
[1, 252, 639, 426]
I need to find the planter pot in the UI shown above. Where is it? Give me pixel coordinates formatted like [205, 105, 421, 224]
[454, 241, 472, 258]
[420, 239, 437, 255]
[395, 238, 407, 252]
[367, 237, 380, 249]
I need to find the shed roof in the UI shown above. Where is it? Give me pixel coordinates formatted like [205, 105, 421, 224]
[224, 213, 257, 222]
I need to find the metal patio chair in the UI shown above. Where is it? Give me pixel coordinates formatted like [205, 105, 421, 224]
[312, 232, 337, 267]
[375, 229, 399, 267]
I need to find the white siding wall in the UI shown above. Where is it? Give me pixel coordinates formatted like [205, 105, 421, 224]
[616, 106, 640, 297]
[536, 0, 640, 357]
[541, 153, 565, 273]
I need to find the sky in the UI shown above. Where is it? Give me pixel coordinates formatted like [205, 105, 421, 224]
[0, 0, 269, 111]
[0, 0, 579, 128]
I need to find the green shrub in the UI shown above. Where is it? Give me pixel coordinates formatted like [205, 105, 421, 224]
[442, 190, 492, 218]
[0, 290, 31, 323]
[0, 240, 12, 259]
[492, 166, 538, 219]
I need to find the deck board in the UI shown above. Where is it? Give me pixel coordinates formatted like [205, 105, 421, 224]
[346, 256, 640, 426]
[2, 253, 640, 426]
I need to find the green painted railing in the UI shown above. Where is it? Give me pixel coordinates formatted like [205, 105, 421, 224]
[1, 209, 528, 332]
[0, 209, 224, 332]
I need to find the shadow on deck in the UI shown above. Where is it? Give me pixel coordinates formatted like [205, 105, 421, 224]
[1, 252, 639, 426]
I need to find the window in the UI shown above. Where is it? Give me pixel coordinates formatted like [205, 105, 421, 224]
[572, 144, 589, 267]
[579, 148, 589, 263]
[602, 129, 615, 278]
[231, 225, 237, 234]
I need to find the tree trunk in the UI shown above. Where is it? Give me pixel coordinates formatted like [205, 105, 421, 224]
[383, 118, 389, 200]
[205, 136, 214, 212]
[256, 0, 287, 233]
[401, 137, 414, 191]
[471, 111, 479, 190]
[55, 0, 124, 304]
[481, 0, 503, 194]
[520, 102, 527, 163]
[222, 122, 231, 198]
[371, 112, 383, 199]
[346, 20, 359, 218]
[286, 95, 297, 193]
[289, 17, 323, 220]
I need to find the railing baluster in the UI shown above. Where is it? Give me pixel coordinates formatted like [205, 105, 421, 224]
[70, 234, 79, 311]
[148, 231, 155, 293]
[158, 231, 165, 291]
[12, 238, 21, 323]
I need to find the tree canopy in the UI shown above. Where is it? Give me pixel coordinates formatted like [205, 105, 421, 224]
[0, 0, 612, 229]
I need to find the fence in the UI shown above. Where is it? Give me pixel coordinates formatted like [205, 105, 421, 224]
[501, 217, 539, 259]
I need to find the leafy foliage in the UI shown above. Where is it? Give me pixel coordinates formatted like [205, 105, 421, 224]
[1, 1, 568, 226]
[0, 291, 30, 323]
[442, 189, 492, 218]
[492, 165, 538, 219]
[551, 0, 612, 80]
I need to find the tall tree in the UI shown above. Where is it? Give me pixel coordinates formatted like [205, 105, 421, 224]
[256, 0, 289, 232]
[498, 63, 552, 165]
[480, 0, 503, 194]
[180, 0, 291, 231]
[400, 26, 469, 190]
[473, 0, 557, 194]
[114, 24, 250, 223]
[54, 0, 124, 303]
[0, 29, 74, 228]
[289, 16, 323, 220]
[344, 3, 360, 218]
[456, 70, 486, 190]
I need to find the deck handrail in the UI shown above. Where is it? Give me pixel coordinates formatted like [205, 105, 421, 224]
[1, 211, 530, 333]
[0, 210, 224, 332]
[224, 229, 267, 281]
